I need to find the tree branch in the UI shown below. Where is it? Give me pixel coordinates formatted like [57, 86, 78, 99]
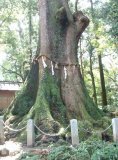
[0, 11, 12, 28]
[0, 1, 13, 28]
[75, 0, 79, 12]
[74, 11, 90, 40]
[61, 0, 73, 23]
[89, 0, 95, 19]
[0, 65, 24, 82]
[104, 73, 118, 88]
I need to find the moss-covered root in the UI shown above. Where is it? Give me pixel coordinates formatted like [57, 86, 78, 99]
[33, 69, 67, 128]
[6, 61, 39, 117]
[83, 83, 103, 120]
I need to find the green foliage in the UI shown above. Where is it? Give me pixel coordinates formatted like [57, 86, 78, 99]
[79, 0, 118, 110]
[102, 0, 118, 40]
[19, 153, 40, 160]
[48, 145, 90, 160]
[91, 143, 118, 160]
[81, 139, 106, 156]
[18, 141, 118, 160]
[79, 139, 118, 160]
[0, 0, 38, 82]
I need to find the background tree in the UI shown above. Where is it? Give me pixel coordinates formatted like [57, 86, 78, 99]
[0, 0, 38, 82]
[88, 41, 98, 105]
[80, 0, 118, 110]
[102, 0, 118, 41]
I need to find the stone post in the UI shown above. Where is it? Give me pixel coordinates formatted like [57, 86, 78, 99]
[112, 118, 118, 142]
[0, 116, 5, 144]
[70, 119, 79, 146]
[27, 119, 35, 147]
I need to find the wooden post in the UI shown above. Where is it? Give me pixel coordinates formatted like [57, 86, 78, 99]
[70, 119, 79, 146]
[27, 119, 35, 147]
[112, 118, 118, 142]
[0, 116, 5, 144]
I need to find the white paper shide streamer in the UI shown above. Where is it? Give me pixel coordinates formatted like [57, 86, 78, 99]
[51, 61, 54, 75]
[64, 66, 67, 79]
[42, 56, 47, 68]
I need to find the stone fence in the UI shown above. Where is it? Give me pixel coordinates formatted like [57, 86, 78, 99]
[0, 117, 118, 147]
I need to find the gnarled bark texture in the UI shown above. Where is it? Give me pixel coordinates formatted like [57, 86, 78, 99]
[6, 0, 102, 132]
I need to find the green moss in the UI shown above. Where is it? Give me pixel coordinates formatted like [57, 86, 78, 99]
[11, 86, 33, 116]
[34, 69, 67, 125]
[83, 83, 103, 120]
[11, 62, 39, 116]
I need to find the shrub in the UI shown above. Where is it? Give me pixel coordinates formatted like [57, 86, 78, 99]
[80, 139, 105, 156]
[19, 153, 40, 160]
[91, 143, 118, 160]
[48, 145, 90, 160]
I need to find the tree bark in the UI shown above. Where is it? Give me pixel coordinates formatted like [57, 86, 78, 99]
[28, 0, 33, 64]
[6, 0, 102, 130]
[89, 51, 98, 105]
[79, 38, 84, 80]
[98, 54, 107, 107]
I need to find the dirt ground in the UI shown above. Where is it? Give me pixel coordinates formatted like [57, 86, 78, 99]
[0, 140, 51, 160]
[0, 140, 23, 160]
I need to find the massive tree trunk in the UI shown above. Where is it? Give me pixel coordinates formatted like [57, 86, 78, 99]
[6, 0, 102, 131]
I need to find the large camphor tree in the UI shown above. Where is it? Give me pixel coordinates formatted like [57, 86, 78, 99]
[6, 0, 102, 132]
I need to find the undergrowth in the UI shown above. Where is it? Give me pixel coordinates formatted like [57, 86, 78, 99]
[19, 140, 118, 160]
